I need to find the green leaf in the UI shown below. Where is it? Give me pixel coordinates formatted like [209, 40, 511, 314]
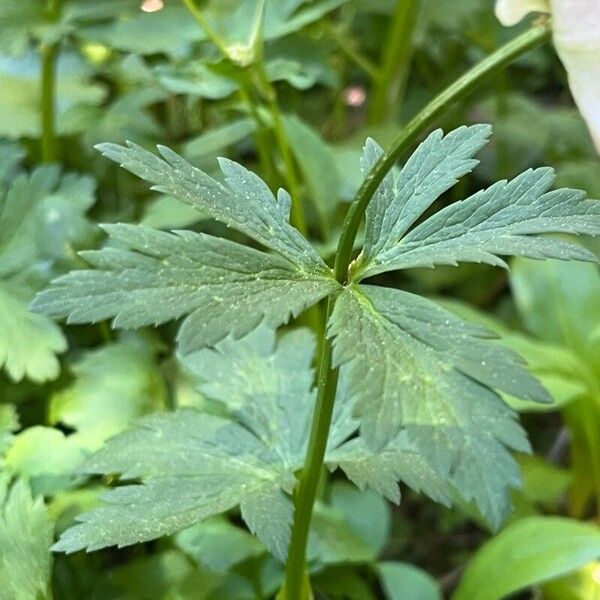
[33, 224, 337, 353]
[80, 5, 203, 55]
[0, 479, 54, 600]
[5, 426, 86, 495]
[175, 518, 264, 574]
[183, 118, 256, 162]
[360, 125, 492, 268]
[378, 562, 442, 600]
[0, 280, 66, 383]
[0, 53, 105, 139]
[453, 517, 600, 600]
[328, 284, 535, 527]
[308, 482, 390, 564]
[48, 334, 166, 451]
[94, 142, 329, 271]
[512, 258, 600, 364]
[51, 408, 295, 560]
[283, 114, 342, 223]
[357, 127, 600, 279]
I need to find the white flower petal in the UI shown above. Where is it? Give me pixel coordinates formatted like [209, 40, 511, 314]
[551, 0, 600, 153]
[495, 0, 551, 25]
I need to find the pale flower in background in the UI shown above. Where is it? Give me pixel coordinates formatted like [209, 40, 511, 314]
[141, 0, 164, 13]
[496, 0, 600, 153]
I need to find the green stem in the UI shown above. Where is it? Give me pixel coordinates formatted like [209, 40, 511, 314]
[259, 70, 308, 237]
[40, 0, 63, 163]
[283, 296, 339, 598]
[180, 0, 230, 56]
[336, 21, 551, 283]
[368, 0, 421, 124]
[282, 22, 551, 600]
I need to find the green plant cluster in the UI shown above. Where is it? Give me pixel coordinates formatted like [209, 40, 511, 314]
[1, 1, 600, 599]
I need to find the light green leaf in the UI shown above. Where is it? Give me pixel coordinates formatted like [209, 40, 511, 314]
[308, 482, 391, 564]
[378, 562, 442, 600]
[52, 408, 295, 560]
[140, 195, 206, 230]
[0, 479, 54, 600]
[0, 280, 66, 383]
[80, 5, 203, 55]
[95, 142, 329, 270]
[453, 517, 600, 600]
[175, 518, 264, 574]
[512, 258, 600, 365]
[328, 284, 534, 527]
[0, 53, 105, 139]
[5, 426, 86, 495]
[32, 224, 337, 353]
[283, 114, 341, 223]
[48, 334, 165, 451]
[183, 118, 256, 162]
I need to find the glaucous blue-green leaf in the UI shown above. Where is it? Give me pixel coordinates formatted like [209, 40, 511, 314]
[95, 142, 329, 271]
[51, 408, 296, 560]
[453, 517, 600, 600]
[328, 284, 535, 527]
[356, 126, 600, 279]
[0, 479, 54, 600]
[361, 171, 600, 278]
[32, 224, 337, 353]
[48, 334, 166, 451]
[180, 326, 316, 466]
[359, 125, 492, 269]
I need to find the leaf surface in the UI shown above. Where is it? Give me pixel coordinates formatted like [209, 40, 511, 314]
[328, 285, 534, 526]
[32, 224, 337, 353]
[0, 480, 54, 600]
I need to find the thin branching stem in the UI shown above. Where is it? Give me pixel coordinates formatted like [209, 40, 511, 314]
[282, 21, 551, 600]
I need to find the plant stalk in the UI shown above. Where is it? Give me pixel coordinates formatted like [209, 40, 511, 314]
[40, 0, 63, 163]
[282, 296, 339, 598]
[368, 0, 421, 124]
[282, 22, 551, 599]
[336, 21, 551, 283]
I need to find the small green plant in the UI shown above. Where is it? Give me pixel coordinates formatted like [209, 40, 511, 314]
[30, 23, 600, 597]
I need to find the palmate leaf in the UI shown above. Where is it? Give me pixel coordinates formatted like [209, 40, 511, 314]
[327, 285, 538, 526]
[32, 224, 337, 353]
[52, 320, 528, 557]
[33, 144, 337, 351]
[357, 130, 600, 279]
[95, 142, 327, 271]
[52, 327, 315, 559]
[52, 408, 296, 560]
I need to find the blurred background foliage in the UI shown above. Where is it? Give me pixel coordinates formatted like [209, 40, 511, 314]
[0, 0, 599, 598]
